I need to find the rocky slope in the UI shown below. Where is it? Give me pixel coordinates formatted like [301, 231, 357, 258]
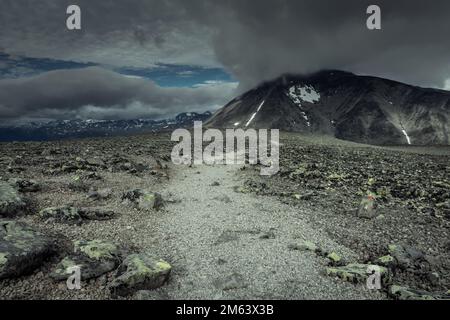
[205, 71, 450, 145]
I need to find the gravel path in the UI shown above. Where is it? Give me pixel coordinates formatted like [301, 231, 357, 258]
[151, 162, 385, 300]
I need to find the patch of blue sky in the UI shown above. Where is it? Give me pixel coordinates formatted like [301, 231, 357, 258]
[115, 64, 234, 87]
[0, 52, 235, 87]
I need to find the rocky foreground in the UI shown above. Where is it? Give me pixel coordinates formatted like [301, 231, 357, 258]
[0, 133, 449, 300]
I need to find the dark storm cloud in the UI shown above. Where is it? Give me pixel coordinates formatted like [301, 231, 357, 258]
[0, 0, 450, 117]
[0, 67, 237, 120]
[189, 0, 450, 89]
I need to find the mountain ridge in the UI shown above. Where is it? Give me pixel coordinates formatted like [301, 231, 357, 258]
[205, 70, 450, 145]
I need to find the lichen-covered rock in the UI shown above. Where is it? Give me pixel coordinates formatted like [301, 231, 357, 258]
[39, 206, 115, 224]
[38, 206, 83, 224]
[122, 189, 163, 211]
[0, 219, 54, 279]
[78, 207, 116, 221]
[389, 285, 438, 300]
[388, 244, 425, 269]
[8, 178, 40, 192]
[326, 263, 389, 284]
[376, 255, 397, 268]
[288, 240, 319, 253]
[327, 252, 344, 266]
[51, 239, 120, 281]
[109, 253, 171, 297]
[0, 181, 28, 217]
[137, 193, 163, 211]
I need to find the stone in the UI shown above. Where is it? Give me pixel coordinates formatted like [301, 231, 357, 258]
[87, 188, 112, 201]
[327, 252, 343, 265]
[376, 255, 397, 268]
[0, 219, 54, 279]
[388, 244, 425, 269]
[357, 192, 377, 219]
[137, 193, 164, 211]
[51, 239, 120, 281]
[122, 189, 163, 211]
[38, 206, 83, 224]
[0, 181, 28, 217]
[389, 285, 437, 300]
[288, 240, 319, 253]
[8, 178, 40, 192]
[326, 263, 389, 284]
[79, 207, 116, 221]
[109, 253, 171, 297]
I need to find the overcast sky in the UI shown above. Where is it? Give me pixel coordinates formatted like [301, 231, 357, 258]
[0, 0, 449, 121]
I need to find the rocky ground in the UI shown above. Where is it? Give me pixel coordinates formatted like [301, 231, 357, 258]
[0, 132, 449, 300]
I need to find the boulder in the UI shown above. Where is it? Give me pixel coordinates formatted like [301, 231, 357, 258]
[109, 253, 171, 297]
[0, 220, 54, 279]
[79, 207, 116, 221]
[38, 206, 83, 225]
[39, 206, 116, 224]
[389, 285, 438, 300]
[327, 252, 344, 266]
[376, 255, 397, 268]
[288, 240, 319, 253]
[51, 239, 121, 281]
[0, 181, 28, 217]
[326, 263, 389, 284]
[388, 244, 425, 269]
[122, 189, 163, 211]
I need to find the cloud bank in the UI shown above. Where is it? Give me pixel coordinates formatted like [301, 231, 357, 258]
[0, 67, 237, 120]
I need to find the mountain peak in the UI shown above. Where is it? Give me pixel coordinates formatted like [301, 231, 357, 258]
[205, 72, 450, 145]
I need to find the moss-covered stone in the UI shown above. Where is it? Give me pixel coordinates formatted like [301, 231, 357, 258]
[138, 193, 163, 211]
[0, 219, 54, 279]
[109, 253, 171, 297]
[122, 189, 164, 211]
[326, 263, 389, 284]
[39, 206, 83, 224]
[389, 285, 437, 300]
[51, 239, 120, 281]
[327, 252, 343, 265]
[288, 240, 319, 252]
[377, 255, 396, 268]
[0, 181, 27, 217]
[74, 239, 119, 260]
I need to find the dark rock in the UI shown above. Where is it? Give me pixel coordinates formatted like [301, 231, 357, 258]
[109, 253, 171, 297]
[79, 207, 116, 221]
[388, 244, 425, 269]
[51, 239, 121, 281]
[38, 206, 83, 225]
[122, 189, 164, 211]
[0, 220, 54, 279]
[8, 178, 40, 192]
[0, 181, 28, 217]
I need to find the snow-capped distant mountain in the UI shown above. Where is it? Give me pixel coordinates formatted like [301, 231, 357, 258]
[205, 70, 450, 145]
[0, 111, 212, 141]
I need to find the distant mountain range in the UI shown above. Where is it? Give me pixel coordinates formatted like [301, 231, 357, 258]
[0, 112, 212, 141]
[206, 70, 450, 145]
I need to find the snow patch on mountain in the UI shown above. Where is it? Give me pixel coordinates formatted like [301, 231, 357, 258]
[245, 100, 265, 127]
[287, 85, 321, 107]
